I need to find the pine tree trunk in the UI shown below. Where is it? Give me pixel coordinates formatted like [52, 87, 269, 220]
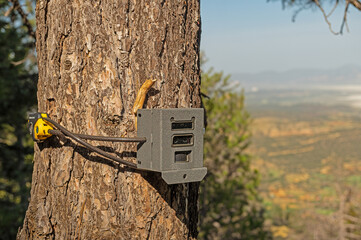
[18, 0, 201, 239]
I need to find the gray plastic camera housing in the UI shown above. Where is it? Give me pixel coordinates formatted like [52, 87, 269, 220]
[137, 108, 207, 184]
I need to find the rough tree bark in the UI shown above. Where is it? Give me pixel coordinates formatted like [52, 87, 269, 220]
[18, 0, 202, 239]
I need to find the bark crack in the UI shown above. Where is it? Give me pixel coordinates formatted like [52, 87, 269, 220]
[159, 24, 168, 58]
[113, 168, 120, 203]
[79, 55, 87, 95]
[145, 207, 162, 240]
[43, 0, 49, 49]
[75, 197, 88, 240]
[64, 146, 76, 196]
[161, 0, 166, 7]
[183, 0, 189, 39]
[176, 68, 184, 107]
[48, 215, 56, 237]
[56, 9, 73, 88]
[98, 0, 103, 25]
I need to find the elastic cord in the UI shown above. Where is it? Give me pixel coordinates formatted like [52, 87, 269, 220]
[44, 118, 137, 168]
[71, 133, 146, 142]
[49, 129, 146, 142]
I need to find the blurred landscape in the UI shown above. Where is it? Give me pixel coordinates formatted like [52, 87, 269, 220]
[237, 65, 361, 239]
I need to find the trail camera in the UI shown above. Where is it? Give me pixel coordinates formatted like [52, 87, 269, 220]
[137, 108, 207, 184]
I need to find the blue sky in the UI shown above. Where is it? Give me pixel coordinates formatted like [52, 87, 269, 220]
[201, 1, 361, 74]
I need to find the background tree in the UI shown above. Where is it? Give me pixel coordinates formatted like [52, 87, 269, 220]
[268, 0, 361, 34]
[0, 0, 36, 239]
[198, 65, 271, 240]
[18, 0, 202, 239]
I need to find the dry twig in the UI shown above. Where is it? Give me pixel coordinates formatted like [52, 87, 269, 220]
[314, 0, 340, 35]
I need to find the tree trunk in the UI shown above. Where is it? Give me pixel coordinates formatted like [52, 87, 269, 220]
[18, 0, 202, 239]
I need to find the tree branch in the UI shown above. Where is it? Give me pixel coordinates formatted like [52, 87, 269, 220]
[8, 0, 36, 41]
[340, 1, 350, 34]
[4, 4, 14, 17]
[314, 0, 340, 35]
[274, 0, 361, 34]
[348, 0, 361, 11]
[327, 0, 339, 17]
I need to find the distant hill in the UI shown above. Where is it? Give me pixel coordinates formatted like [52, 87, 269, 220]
[232, 65, 361, 92]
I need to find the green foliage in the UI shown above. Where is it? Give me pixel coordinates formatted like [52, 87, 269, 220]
[0, 1, 36, 239]
[199, 66, 271, 239]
